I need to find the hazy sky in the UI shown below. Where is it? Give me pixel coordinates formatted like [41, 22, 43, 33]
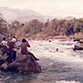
[0, 0, 83, 18]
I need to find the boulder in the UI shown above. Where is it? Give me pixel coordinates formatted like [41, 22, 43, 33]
[0, 51, 41, 73]
[73, 39, 83, 51]
[73, 43, 83, 51]
[0, 35, 41, 73]
[73, 45, 83, 51]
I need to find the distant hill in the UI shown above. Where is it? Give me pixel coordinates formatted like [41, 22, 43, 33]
[64, 16, 76, 20]
[0, 7, 54, 23]
[0, 7, 76, 23]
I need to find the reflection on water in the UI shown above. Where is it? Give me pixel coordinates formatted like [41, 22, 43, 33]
[0, 39, 83, 83]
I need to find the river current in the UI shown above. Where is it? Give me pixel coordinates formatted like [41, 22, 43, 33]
[0, 39, 83, 83]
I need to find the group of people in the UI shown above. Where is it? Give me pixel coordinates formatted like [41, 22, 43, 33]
[0, 37, 39, 65]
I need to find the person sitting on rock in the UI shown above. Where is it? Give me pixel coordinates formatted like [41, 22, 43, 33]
[0, 37, 8, 56]
[21, 38, 39, 61]
[6, 38, 18, 64]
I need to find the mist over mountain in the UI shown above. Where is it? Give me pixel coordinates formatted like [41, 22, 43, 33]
[0, 7, 75, 23]
[0, 7, 55, 23]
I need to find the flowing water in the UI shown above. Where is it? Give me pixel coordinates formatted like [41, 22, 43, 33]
[0, 39, 83, 83]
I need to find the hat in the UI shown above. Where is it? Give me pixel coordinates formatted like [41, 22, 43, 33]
[11, 38, 16, 42]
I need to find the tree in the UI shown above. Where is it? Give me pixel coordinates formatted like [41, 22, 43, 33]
[9, 20, 20, 30]
[25, 19, 43, 36]
[62, 19, 75, 36]
[0, 13, 7, 35]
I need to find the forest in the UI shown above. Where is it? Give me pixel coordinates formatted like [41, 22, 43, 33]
[0, 13, 83, 39]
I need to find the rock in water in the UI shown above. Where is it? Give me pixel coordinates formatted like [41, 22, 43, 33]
[73, 39, 83, 51]
[0, 52, 41, 73]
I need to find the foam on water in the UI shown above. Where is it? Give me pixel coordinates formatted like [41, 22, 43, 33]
[28, 39, 83, 73]
[55, 80, 81, 83]
[1, 39, 82, 83]
[29, 39, 83, 63]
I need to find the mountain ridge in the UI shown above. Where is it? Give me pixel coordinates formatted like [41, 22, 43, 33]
[0, 6, 75, 23]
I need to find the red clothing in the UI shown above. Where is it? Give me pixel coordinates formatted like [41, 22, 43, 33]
[21, 41, 30, 54]
[7, 42, 14, 50]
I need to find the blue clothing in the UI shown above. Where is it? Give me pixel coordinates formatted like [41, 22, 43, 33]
[6, 42, 16, 64]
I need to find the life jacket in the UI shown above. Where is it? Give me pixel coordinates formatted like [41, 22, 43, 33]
[7, 42, 14, 49]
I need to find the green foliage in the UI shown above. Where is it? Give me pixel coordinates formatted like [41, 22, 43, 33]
[72, 18, 83, 34]
[62, 19, 75, 36]
[25, 19, 43, 36]
[1, 12, 83, 38]
[0, 14, 7, 35]
[9, 20, 20, 30]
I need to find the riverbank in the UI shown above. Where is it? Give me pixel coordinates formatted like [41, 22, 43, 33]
[0, 33, 83, 42]
[26, 33, 83, 40]
[48, 33, 83, 39]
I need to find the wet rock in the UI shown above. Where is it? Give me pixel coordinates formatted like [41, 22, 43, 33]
[0, 52, 41, 73]
[0, 35, 41, 73]
[74, 38, 80, 42]
[73, 45, 83, 51]
[73, 39, 83, 51]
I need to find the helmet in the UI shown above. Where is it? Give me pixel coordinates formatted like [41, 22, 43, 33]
[11, 38, 16, 42]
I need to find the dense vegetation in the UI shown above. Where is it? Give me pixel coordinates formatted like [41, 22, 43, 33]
[0, 13, 83, 38]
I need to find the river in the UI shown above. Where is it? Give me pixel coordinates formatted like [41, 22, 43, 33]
[0, 38, 83, 83]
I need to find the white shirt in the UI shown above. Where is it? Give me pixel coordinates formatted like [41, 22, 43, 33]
[1, 40, 7, 46]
